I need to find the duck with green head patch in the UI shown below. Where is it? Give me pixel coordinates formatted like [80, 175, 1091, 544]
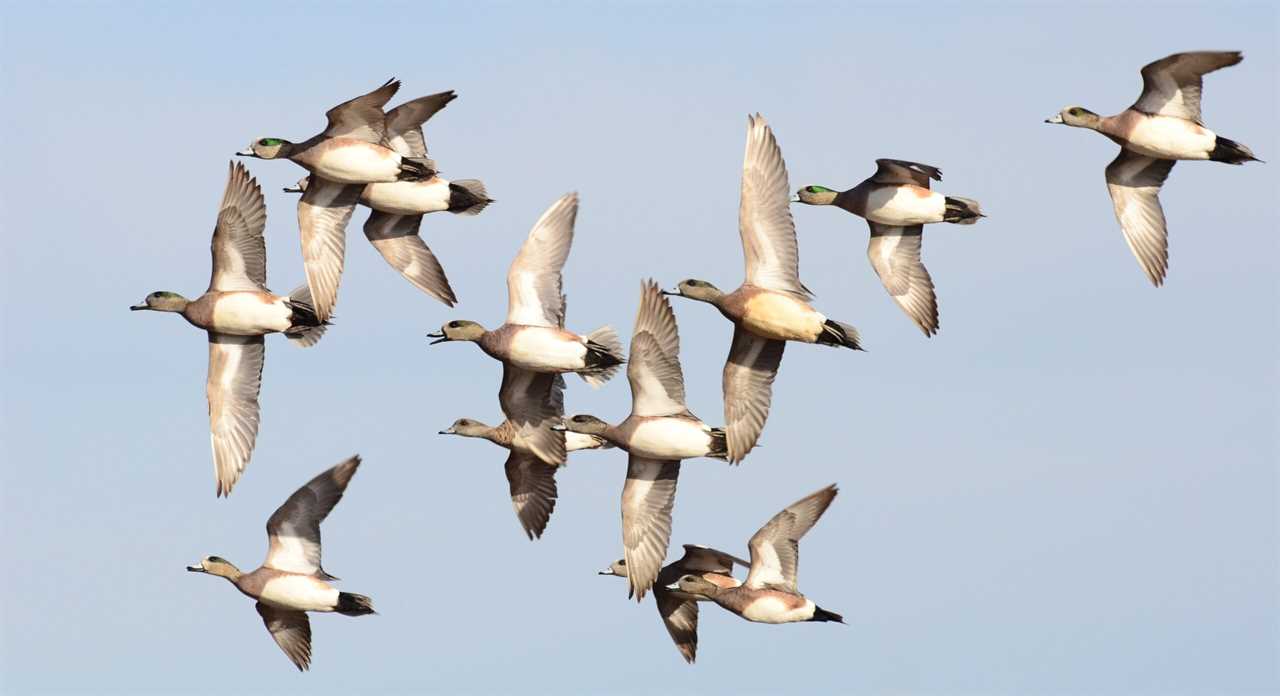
[427, 193, 625, 387]
[187, 456, 374, 672]
[131, 162, 327, 497]
[793, 159, 984, 336]
[282, 89, 492, 313]
[1045, 51, 1261, 286]
[667, 115, 863, 465]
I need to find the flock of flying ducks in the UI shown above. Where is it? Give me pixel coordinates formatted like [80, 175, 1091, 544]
[132, 50, 1259, 670]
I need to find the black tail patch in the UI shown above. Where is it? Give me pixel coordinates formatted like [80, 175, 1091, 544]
[337, 592, 376, 616]
[1210, 137, 1261, 164]
[287, 297, 326, 330]
[447, 179, 493, 216]
[707, 428, 728, 461]
[815, 320, 863, 351]
[399, 156, 437, 181]
[809, 605, 844, 623]
[943, 196, 984, 224]
[584, 342, 624, 370]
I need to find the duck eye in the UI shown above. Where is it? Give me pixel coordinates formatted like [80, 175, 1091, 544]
[806, 186, 817, 193]
[448, 321, 460, 328]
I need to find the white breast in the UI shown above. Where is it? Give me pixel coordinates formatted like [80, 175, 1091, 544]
[741, 292, 826, 343]
[362, 179, 452, 215]
[741, 595, 816, 624]
[257, 575, 340, 612]
[628, 418, 713, 460]
[863, 186, 946, 225]
[314, 141, 402, 184]
[210, 293, 291, 335]
[1123, 116, 1216, 160]
[506, 328, 586, 372]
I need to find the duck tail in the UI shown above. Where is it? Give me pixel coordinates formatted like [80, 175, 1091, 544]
[447, 179, 493, 216]
[707, 428, 729, 462]
[398, 155, 437, 181]
[284, 284, 330, 348]
[578, 325, 624, 388]
[1210, 137, 1262, 164]
[815, 319, 863, 351]
[809, 605, 845, 624]
[336, 592, 376, 616]
[943, 196, 984, 224]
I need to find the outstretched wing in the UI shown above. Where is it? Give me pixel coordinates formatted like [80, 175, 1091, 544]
[255, 603, 312, 671]
[743, 484, 838, 593]
[654, 589, 700, 664]
[507, 193, 576, 327]
[627, 280, 687, 417]
[621, 456, 681, 601]
[739, 114, 810, 298]
[383, 90, 456, 157]
[323, 78, 399, 143]
[870, 158, 941, 188]
[1132, 51, 1243, 122]
[264, 456, 362, 576]
[498, 364, 567, 467]
[364, 212, 456, 306]
[722, 327, 785, 463]
[504, 451, 559, 540]
[208, 161, 268, 292]
[1105, 151, 1176, 287]
[207, 333, 264, 497]
[867, 223, 938, 336]
[297, 177, 360, 322]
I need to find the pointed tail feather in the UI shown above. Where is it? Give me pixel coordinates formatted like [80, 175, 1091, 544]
[815, 319, 862, 351]
[809, 605, 844, 623]
[399, 156, 437, 181]
[578, 325, 624, 388]
[1210, 137, 1261, 164]
[336, 592, 376, 616]
[284, 284, 330, 348]
[447, 179, 493, 216]
[943, 196, 984, 224]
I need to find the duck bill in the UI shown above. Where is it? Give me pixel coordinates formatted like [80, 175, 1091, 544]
[282, 185, 302, 193]
[186, 564, 206, 573]
[426, 332, 450, 345]
[789, 194, 801, 203]
[659, 289, 681, 297]
[1044, 114, 1064, 124]
[130, 303, 148, 311]
[549, 424, 567, 432]
[664, 582, 681, 591]
[438, 428, 454, 435]
[235, 148, 256, 157]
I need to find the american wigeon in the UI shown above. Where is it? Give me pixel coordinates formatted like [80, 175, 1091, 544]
[1046, 51, 1260, 286]
[795, 159, 984, 336]
[131, 162, 327, 496]
[186, 456, 374, 671]
[428, 193, 624, 387]
[667, 115, 863, 463]
[600, 544, 749, 663]
[559, 280, 727, 599]
[282, 91, 492, 308]
[668, 485, 843, 626]
[438, 369, 609, 540]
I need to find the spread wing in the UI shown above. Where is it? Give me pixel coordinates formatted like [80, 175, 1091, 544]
[867, 223, 938, 336]
[383, 90, 456, 158]
[208, 161, 268, 292]
[498, 364, 567, 467]
[1132, 51, 1243, 122]
[870, 158, 941, 188]
[207, 333, 264, 497]
[654, 589, 700, 664]
[628, 280, 687, 417]
[739, 114, 810, 298]
[297, 176, 361, 322]
[504, 450, 559, 540]
[744, 485, 838, 593]
[621, 456, 681, 601]
[364, 211, 456, 306]
[255, 603, 312, 672]
[323, 78, 399, 143]
[506, 193, 576, 327]
[263, 456, 362, 576]
[1105, 151, 1176, 287]
[722, 326, 785, 464]
[677, 544, 750, 575]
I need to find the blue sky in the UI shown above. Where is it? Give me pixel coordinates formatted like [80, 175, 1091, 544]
[2, 2, 1276, 694]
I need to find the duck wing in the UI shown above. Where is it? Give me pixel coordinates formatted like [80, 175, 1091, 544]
[739, 114, 811, 299]
[297, 176, 360, 322]
[655, 589, 700, 664]
[208, 162, 268, 293]
[1132, 51, 1242, 123]
[744, 484, 838, 593]
[498, 364, 567, 467]
[677, 544, 751, 575]
[364, 211, 456, 306]
[207, 332, 264, 497]
[506, 193, 576, 327]
[1105, 151, 1176, 286]
[383, 90, 456, 158]
[867, 222, 938, 336]
[255, 603, 312, 671]
[628, 280, 688, 417]
[870, 158, 941, 187]
[263, 456, 362, 576]
[722, 326, 785, 463]
[621, 456, 681, 601]
[504, 450, 559, 540]
[323, 78, 399, 144]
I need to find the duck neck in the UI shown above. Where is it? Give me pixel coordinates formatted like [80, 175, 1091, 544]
[211, 562, 243, 584]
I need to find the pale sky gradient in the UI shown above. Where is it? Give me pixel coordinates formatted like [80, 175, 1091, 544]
[2, 2, 1277, 694]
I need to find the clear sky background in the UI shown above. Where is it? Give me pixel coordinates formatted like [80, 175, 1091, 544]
[2, 2, 1277, 694]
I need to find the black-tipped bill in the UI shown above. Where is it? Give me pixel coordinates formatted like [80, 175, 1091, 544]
[549, 424, 567, 432]
[426, 332, 449, 345]
[186, 564, 206, 573]
[235, 149, 255, 157]
[665, 581, 681, 591]
[130, 303, 147, 311]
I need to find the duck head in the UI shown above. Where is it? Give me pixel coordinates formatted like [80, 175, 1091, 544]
[1045, 106, 1101, 129]
[186, 555, 242, 582]
[667, 573, 722, 598]
[427, 320, 486, 344]
[237, 137, 293, 159]
[599, 559, 628, 577]
[439, 418, 492, 437]
[793, 185, 838, 205]
[554, 414, 610, 436]
[131, 291, 189, 313]
[664, 279, 724, 304]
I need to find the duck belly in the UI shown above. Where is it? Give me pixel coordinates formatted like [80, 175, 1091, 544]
[628, 419, 713, 460]
[740, 292, 825, 342]
[209, 293, 291, 335]
[503, 327, 588, 372]
[740, 594, 815, 624]
[310, 139, 403, 184]
[862, 186, 946, 226]
[362, 179, 451, 215]
[1123, 116, 1215, 160]
[257, 575, 340, 612]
